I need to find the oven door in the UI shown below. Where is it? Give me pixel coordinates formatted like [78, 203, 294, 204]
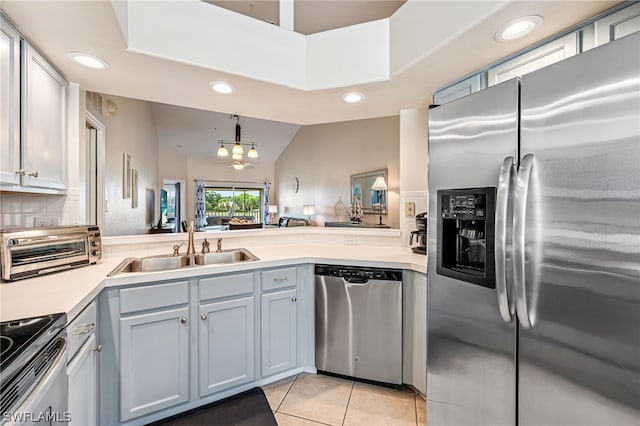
[2, 337, 69, 426]
[5, 234, 89, 281]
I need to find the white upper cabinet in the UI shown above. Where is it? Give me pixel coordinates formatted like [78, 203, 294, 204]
[433, 74, 483, 106]
[0, 16, 21, 186]
[595, 2, 640, 46]
[21, 40, 68, 190]
[488, 33, 578, 86]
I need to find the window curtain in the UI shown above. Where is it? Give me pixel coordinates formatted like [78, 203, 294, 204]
[195, 179, 206, 229]
[263, 181, 271, 224]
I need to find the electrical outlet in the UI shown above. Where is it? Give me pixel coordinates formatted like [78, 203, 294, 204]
[34, 217, 59, 227]
[344, 236, 357, 246]
[405, 202, 415, 217]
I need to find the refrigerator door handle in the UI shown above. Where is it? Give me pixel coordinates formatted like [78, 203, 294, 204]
[514, 153, 535, 329]
[495, 156, 516, 323]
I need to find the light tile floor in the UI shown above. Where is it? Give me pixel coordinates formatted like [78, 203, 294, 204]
[263, 373, 427, 426]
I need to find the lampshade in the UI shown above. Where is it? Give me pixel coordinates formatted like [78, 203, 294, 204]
[216, 143, 229, 157]
[303, 204, 316, 216]
[232, 142, 244, 156]
[247, 144, 258, 159]
[268, 205, 278, 214]
[371, 176, 388, 191]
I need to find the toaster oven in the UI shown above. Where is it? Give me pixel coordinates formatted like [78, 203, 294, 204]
[0, 225, 101, 282]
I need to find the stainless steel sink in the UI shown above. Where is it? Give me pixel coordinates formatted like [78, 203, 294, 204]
[193, 249, 259, 265]
[108, 249, 258, 275]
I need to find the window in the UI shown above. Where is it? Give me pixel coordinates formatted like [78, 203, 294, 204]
[204, 186, 263, 224]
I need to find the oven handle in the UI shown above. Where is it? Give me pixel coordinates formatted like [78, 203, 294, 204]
[8, 233, 89, 247]
[7, 337, 68, 424]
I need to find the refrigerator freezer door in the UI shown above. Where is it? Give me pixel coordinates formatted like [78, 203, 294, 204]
[518, 32, 640, 425]
[427, 79, 518, 425]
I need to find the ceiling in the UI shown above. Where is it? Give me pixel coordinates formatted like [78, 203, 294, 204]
[204, 0, 405, 35]
[0, 0, 620, 159]
[151, 102, 300, 161]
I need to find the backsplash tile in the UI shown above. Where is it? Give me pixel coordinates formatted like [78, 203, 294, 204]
[1, 194, 22, 213]
[20, 195, 46, 213]
[0, 193, 72, 229]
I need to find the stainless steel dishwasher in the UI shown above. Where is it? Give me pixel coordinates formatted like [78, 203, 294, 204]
[315, 264, 403, 385]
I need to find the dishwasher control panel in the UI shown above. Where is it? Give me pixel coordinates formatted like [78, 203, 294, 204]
[315, 264, 402, 281]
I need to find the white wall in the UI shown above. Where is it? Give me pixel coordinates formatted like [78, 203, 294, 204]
[101, 95, 159, 235]
[399, 108, 428, 245]
[274, 116, 400, 228]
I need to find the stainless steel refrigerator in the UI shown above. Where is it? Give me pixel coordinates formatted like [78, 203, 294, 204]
[426, 32, 640, 425]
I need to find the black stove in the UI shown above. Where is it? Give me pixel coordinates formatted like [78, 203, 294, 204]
[0, 313, 65, 380]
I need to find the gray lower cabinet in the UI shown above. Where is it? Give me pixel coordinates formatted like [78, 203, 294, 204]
[261, 288, 297, 376]
[119, 307, 190, 421]
[199, 296, 255, 396]
[68, 334, 98, 426]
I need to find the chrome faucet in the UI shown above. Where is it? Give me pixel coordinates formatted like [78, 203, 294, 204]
[216, 238, 223, 253]
[186, 221, 196, 255]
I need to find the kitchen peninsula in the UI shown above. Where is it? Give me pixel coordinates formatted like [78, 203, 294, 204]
[0, 227, 426, 425]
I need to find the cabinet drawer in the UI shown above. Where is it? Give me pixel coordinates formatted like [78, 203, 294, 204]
[261, 267, 297, 291]
[120, 280, 189, 314]
[68, 301, 97, 360]
[199, 273, 254, 301]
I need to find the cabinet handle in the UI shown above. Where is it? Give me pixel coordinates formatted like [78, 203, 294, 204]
[73, 323, 95, 335]
[29, 171, 39, 178]
[291, 297, 297, 302]
[15, 169, 26, 176]
[274, 276, 288, 282]
[93, 344, 102, 352]
[201, 314, 208, 321]
[180, 317, 188, 324]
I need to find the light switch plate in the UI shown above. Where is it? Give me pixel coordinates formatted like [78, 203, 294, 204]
[405, 202, 415, 217]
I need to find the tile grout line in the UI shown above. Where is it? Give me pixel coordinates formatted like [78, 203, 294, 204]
[275, 373, 300, 412]
[341, 380, 355, 426]
[278, 411, 334, 426]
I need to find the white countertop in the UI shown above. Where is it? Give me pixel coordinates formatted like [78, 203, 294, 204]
[0, 245, 426, 322]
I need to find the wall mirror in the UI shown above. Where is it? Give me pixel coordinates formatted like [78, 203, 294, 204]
[351, 169, 387, 214]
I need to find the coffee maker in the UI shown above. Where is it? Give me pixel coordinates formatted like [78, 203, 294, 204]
[409, 212, 427, 254]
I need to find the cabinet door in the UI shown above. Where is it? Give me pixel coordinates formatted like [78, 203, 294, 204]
[433, 74, 483, 105]
[488, 32, 578, 86]
[120, 307, 189, 421]
[261, 289, 297, 377]
[595, 2, 640, 46]
[68, 334, 98, 426]
[199, 297, 255, 397]
[0, 16, 20, 185]
[21, 40, 68, 190]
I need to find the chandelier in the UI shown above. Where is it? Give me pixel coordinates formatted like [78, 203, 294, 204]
[216, 115, 258, 169]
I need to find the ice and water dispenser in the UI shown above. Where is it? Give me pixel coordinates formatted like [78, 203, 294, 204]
[436, 188, 496, 288]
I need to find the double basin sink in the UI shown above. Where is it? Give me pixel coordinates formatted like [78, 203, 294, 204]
[108, 248, 259, 276]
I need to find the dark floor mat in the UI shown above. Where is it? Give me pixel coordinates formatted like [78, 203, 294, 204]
[147, 387, 277, 426]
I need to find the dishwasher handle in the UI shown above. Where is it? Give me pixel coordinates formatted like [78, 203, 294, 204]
[345, 277, 369, 285]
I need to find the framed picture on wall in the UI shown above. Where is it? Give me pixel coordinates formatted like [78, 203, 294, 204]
[123, 153, 131, 199]
[131, 169, 138, 208]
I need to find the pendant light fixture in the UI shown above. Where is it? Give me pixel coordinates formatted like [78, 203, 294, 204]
[217, 141, 229, 157]
[216, 114, 259, 168]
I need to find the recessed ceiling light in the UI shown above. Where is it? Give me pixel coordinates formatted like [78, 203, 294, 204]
[210, 81, 236, 94]
[495, 16, 543, 42]
[67, 52, 110, 70]
[342, 92, 365, 103]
